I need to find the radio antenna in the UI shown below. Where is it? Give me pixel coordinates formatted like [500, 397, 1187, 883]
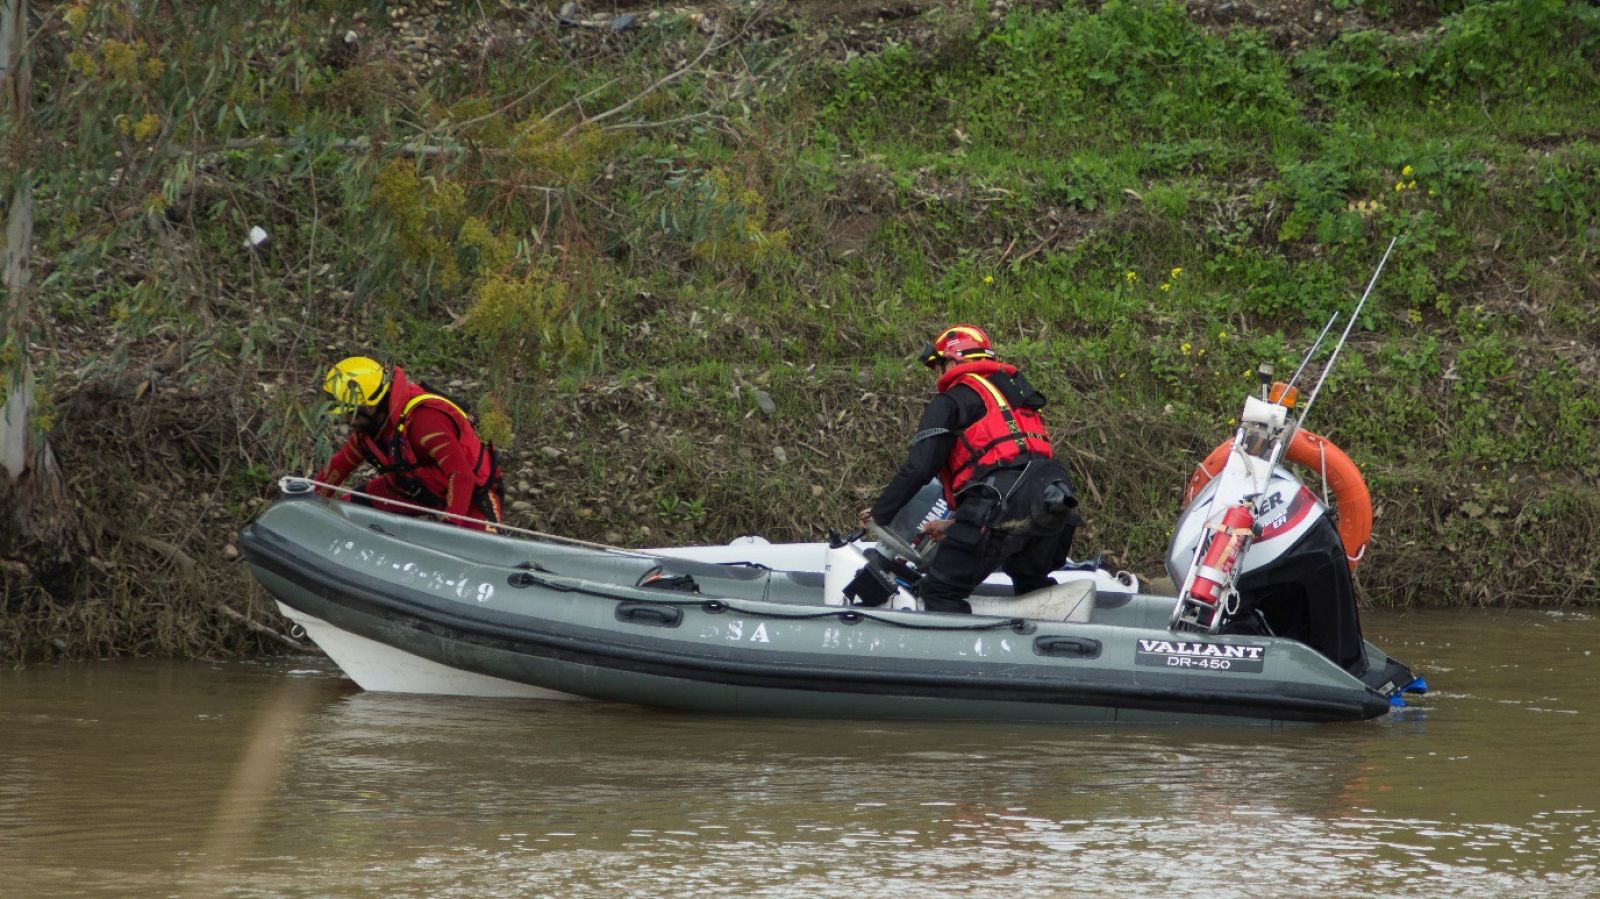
[1287, 311, 1340, 393]
[1297, 236, 1398, 427]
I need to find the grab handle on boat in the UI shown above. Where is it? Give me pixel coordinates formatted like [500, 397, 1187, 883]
[615, 602, 684, 628]
[1032, 636, 1102, 659]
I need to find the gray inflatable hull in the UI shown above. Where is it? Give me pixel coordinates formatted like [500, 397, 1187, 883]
[241, 497, 1407, 725]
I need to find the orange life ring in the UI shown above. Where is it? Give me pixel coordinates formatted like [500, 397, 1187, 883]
[1183, 430, 1371, 571]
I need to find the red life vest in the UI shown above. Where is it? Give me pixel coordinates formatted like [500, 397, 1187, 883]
[354, 367, 494, 504]
[936, 360, 1053, 499]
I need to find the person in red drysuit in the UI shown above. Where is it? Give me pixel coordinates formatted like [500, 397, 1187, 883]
[313, 356, 503, 531]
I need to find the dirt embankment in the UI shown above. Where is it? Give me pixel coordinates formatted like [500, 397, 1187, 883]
[3, 0, 1588, 663]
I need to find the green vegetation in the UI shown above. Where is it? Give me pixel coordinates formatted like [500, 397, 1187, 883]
[3, 0, 1598, 660]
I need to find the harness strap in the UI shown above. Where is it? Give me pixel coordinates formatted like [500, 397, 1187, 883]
[962, 374, 1027, 451]
[399, 393, 470, 438]
[949, 374, 1049, 479]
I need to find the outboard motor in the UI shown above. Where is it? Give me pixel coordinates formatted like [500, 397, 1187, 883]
[824, 533, 919, 610]
[1167, 469, 1367, 675]
[823, 480, 947, 609]
[882, 479, 950, 549]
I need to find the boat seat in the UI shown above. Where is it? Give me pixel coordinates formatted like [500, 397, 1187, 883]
[968, 579, 1095, 623]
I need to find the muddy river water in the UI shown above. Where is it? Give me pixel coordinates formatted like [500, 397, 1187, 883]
[2, 609, 1597, 897]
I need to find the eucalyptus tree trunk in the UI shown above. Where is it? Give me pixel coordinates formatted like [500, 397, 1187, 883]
[1, 180, 32, 481]
[1, 0, 33, 480]
[2, 0, 72, 595]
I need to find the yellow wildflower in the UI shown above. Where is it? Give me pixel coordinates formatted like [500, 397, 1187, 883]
[1217, 330, 1227, 340]
[1170, 267, 1182, 279]
[1180, 342, 1191, 355]
[1407, 180, 1417, 190]
[1124, 271, 1138, 284]
[67, 49, 98, 77]
[983, 274, 994, 285]
[132, 113, 161, 141]
[1160, 282, 1172, 292]
[101, 39, 140, 82]
[1394, 181, 1405, 192]
[1402, 165, 1414, 177]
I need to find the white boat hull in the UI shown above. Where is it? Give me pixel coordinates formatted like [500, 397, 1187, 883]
[275, 602, 585, 700]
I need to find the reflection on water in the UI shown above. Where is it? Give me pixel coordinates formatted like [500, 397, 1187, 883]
[2, 610, 1597, 898]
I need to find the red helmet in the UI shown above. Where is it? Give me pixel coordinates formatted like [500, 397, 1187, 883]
[920, 324, 996, 368]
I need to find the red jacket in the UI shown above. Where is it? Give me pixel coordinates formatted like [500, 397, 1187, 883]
[936, 360, 1053, 498]
[315, 367, 494, 524]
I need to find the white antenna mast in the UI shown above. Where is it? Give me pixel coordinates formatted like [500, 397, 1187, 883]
[1297, 236, 1398, 427]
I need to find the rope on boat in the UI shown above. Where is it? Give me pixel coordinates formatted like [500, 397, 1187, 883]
[511, 568, 1039, 635]
[278, 476, 660, 557]
[703, 601, 1037, 634]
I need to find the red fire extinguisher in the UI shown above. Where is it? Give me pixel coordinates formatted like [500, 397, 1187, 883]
[1188, 501, 1257, 608]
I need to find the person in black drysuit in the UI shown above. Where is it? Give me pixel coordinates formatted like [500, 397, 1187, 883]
[858, 325, 1083, 613]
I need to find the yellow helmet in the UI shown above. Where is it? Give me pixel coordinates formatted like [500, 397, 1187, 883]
[322, 356, 391, 413]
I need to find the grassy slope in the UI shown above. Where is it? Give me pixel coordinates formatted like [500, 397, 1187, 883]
[4, 0, 1598, 660]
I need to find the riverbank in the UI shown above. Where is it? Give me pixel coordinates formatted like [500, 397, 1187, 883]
[3, 0, 1597, 662]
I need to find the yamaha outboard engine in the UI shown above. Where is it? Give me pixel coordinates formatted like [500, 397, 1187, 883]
[882, 479, 950, 548]
[833, 480, 947, 609]
[1167, 468, 1367, 676]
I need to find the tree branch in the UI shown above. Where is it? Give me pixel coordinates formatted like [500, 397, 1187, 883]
[601, 112, 727, 133]
[539, 75, 625, 125]
[214, 602, 311, 653]
[453, 75, 558, 134]
[562, 23, 724, 139]
[175, 136, 470, 159]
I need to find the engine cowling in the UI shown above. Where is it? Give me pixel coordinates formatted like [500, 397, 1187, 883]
[1167, 467, 1326, 586]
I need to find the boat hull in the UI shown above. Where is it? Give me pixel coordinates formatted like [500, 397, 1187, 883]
[274, 601, 582, 700]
